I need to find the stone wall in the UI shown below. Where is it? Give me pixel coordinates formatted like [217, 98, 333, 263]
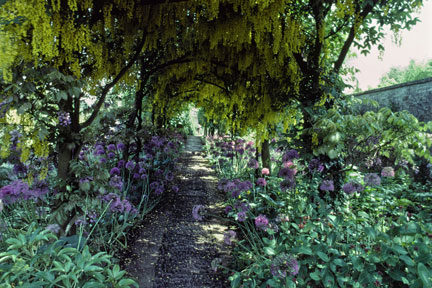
[355, 77, 432, 122]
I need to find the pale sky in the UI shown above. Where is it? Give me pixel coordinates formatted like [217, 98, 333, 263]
[345, 1, 432, 92]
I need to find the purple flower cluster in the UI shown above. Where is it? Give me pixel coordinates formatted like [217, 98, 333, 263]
[270, 253, 299, 278]
[0, 180, 48, 204]
[280, 178, 295, 191]
[364, 173, 381, 187]
[342, 182, 364, 194]
[256, 177, 267, 187]
[320, 180, 334, 192]
[282, 149, 299, 162]
[58, 111, 71, 126]
[99, 193, 137, 214]
[381, 166, 395, 177]
[278, 167, 296, 180]
[255, 214, 269, 230]
[308, 159, 324, 173]
[221, 179, 252, 198]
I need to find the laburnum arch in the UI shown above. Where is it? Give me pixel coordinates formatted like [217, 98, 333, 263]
[0, 0, 423, 176]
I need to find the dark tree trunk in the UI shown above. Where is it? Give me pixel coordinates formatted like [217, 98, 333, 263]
[261, 139, 271, 173]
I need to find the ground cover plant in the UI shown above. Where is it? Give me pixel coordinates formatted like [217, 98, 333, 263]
[0, 128, 183, 287]
[202, 135, 432, 288]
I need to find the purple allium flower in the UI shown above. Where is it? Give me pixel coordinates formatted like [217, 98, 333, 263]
[364, 173, 381, 187]
[223, 230, 236, 245]
[94, 148, 105, 155]
[237, 211, 246, 222]
[154, 187, 164, 195]
[107, 144, 116, 151]
[45, 224, 61, 234]
[0, 180, 30, 204]
[225, 206, 232, 214]
[280, 179, 295, 191]
[278, 167, 296, 180]
[282, 149, 299, 162]
[122, 200, 133, 214]
[320, 180, 334, 192]
[139, 168, 146, 174]
[117, 160, 125, 168]
[110, 167, 121, 176]
[172, 186, 179, 193]
[109, 175, 123, 190]
[257, 177, 267, 187]
[308, 159, 324, 173]
[270, 253, 299, 278]
[117, 142, 125, 150]
[262, 168, 270, 175]
[248, 159, 259, 169]
[192, 205, 205, 221]
[381, 167, 395, 177]
[110, 198, 124, 213]
[140, 174, 148, 180]
[165, 172, 174, 182]
[58, 111, 72, 126]
[342, 182, 356, 194]
[133, 173, 140, 179]
[99, 157, 107, 163]
[342, 182, 363, 194]
[255, 214, 269, 230]
[125, 161, 135, 170]
[149, 181, 160, 190]
[107, 152, 116, 159]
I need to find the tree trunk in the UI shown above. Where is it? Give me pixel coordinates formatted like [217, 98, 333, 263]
[261, 139, 271, 173]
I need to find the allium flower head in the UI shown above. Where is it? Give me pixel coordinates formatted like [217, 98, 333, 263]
[255, 214, 269, 230]
[110, 167, 121, 176]
[282, 149, 299, 162]
[308, 159, 324, 173]
[107, 144, 116, 151]
[172, 186, 179, 193]
[117, 160, 125, 168]
[364, 173, 381, 187]
[270, 253, 299, 278]
[237, 211, 246, 222]
[225, 205, 232, 214]
[192, 205, 205, 221]
[320, 180, 334, 192]
[381, 167, 395, 177]
[107, 152, 116, 159]
[257, 177, 267, 187]
[278, 167, 296, 180]
[125, 161, 136, 170]
[223, 230, 237, 245]
[117, 142, 125, 150]
[261, 168, 270, 175]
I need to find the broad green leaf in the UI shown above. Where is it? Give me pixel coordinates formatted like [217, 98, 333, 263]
[418, 263, 431, 287]
[317, 251, 330, 262]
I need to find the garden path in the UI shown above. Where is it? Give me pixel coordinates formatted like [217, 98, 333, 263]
[123, 136, 229, 287]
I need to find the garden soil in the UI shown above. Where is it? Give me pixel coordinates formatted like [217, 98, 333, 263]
[122, 136, 230, 287]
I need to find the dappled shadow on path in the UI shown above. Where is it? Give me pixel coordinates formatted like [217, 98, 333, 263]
[123, 136, 229, 288]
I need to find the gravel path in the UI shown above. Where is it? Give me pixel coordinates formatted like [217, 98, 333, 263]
[123, 136, 229, 287]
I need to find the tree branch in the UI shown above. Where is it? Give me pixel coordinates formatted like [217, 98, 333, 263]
[81, 31, 147, 129]
[333, 0, 379, 74]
